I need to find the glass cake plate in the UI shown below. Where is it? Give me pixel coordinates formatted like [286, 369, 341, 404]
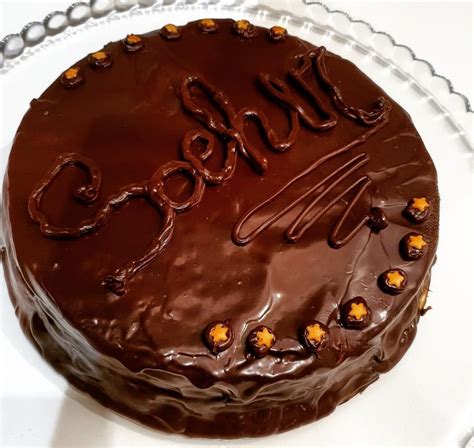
[0, 1, 472, 446]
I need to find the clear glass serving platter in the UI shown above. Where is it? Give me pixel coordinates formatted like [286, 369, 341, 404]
[0, 1, 472, 447]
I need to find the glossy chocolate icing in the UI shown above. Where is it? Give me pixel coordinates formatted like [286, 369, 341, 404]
[2, 19, 439, 438]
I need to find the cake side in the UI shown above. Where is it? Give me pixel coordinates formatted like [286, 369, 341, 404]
[1, 19, 439, 437]
[0, 225, 430, 437]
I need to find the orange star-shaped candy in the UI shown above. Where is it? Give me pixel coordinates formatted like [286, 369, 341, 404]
[91, 51, 107, 61]
[408, 234, 427, 250]
[64, 68, 79, 80]
[387, 270, 405, 288]
[271, 26, 286, 36]
[164, 24, 179, 34]
[61, 66, 84, 88]
[200, 19, 216, 28]
[256, 327, 275, 348]
[412, 197, 429, 212]
[272, 25, 286, 34]
[269, 25, 288, 41]
[306, 323, 326, 342]
[199, 19, 219, 33]
[235, 20, 250, 31]
[349, 302, 368, 320]
[88, 50, 112, 69]
[126, 34, 141, 44]
[209, 323, 229, 343]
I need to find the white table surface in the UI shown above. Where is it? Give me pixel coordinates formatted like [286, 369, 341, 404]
[0, 1, 472, 448]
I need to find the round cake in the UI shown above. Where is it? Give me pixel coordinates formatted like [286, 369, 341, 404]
[2, 19, 439, 438]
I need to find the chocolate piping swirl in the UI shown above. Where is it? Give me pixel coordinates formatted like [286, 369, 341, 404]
[258, 72, 335, 132]
[28, 155, 204, 295]
[327, 176, 372, 248]
[29, 47, 391, 294]
[232, 113, 389, 246]
[180, 74, 302, 174]
[28, 152, 102, 237]
[301, 47, 390, 126]
[285, 165, 372, 246]
[181, 129, 238, 185]
[180, 74, 267, 173]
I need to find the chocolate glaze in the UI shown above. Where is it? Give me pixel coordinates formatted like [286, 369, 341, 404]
[1, 19, 439, 438]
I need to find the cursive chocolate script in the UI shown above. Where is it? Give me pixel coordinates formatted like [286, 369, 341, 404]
[28, 47, 390, 295]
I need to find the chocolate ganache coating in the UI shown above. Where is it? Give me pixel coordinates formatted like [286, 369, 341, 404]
[2, 19, 439, 438]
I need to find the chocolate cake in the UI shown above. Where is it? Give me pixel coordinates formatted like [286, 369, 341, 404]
[1, 19, 439, 438]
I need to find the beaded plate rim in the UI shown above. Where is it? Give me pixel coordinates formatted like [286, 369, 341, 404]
[0, 0, 471, 123]
[303, 0, 472, 114]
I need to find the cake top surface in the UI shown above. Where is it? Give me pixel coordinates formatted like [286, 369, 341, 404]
[6, 19, 438, 386]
